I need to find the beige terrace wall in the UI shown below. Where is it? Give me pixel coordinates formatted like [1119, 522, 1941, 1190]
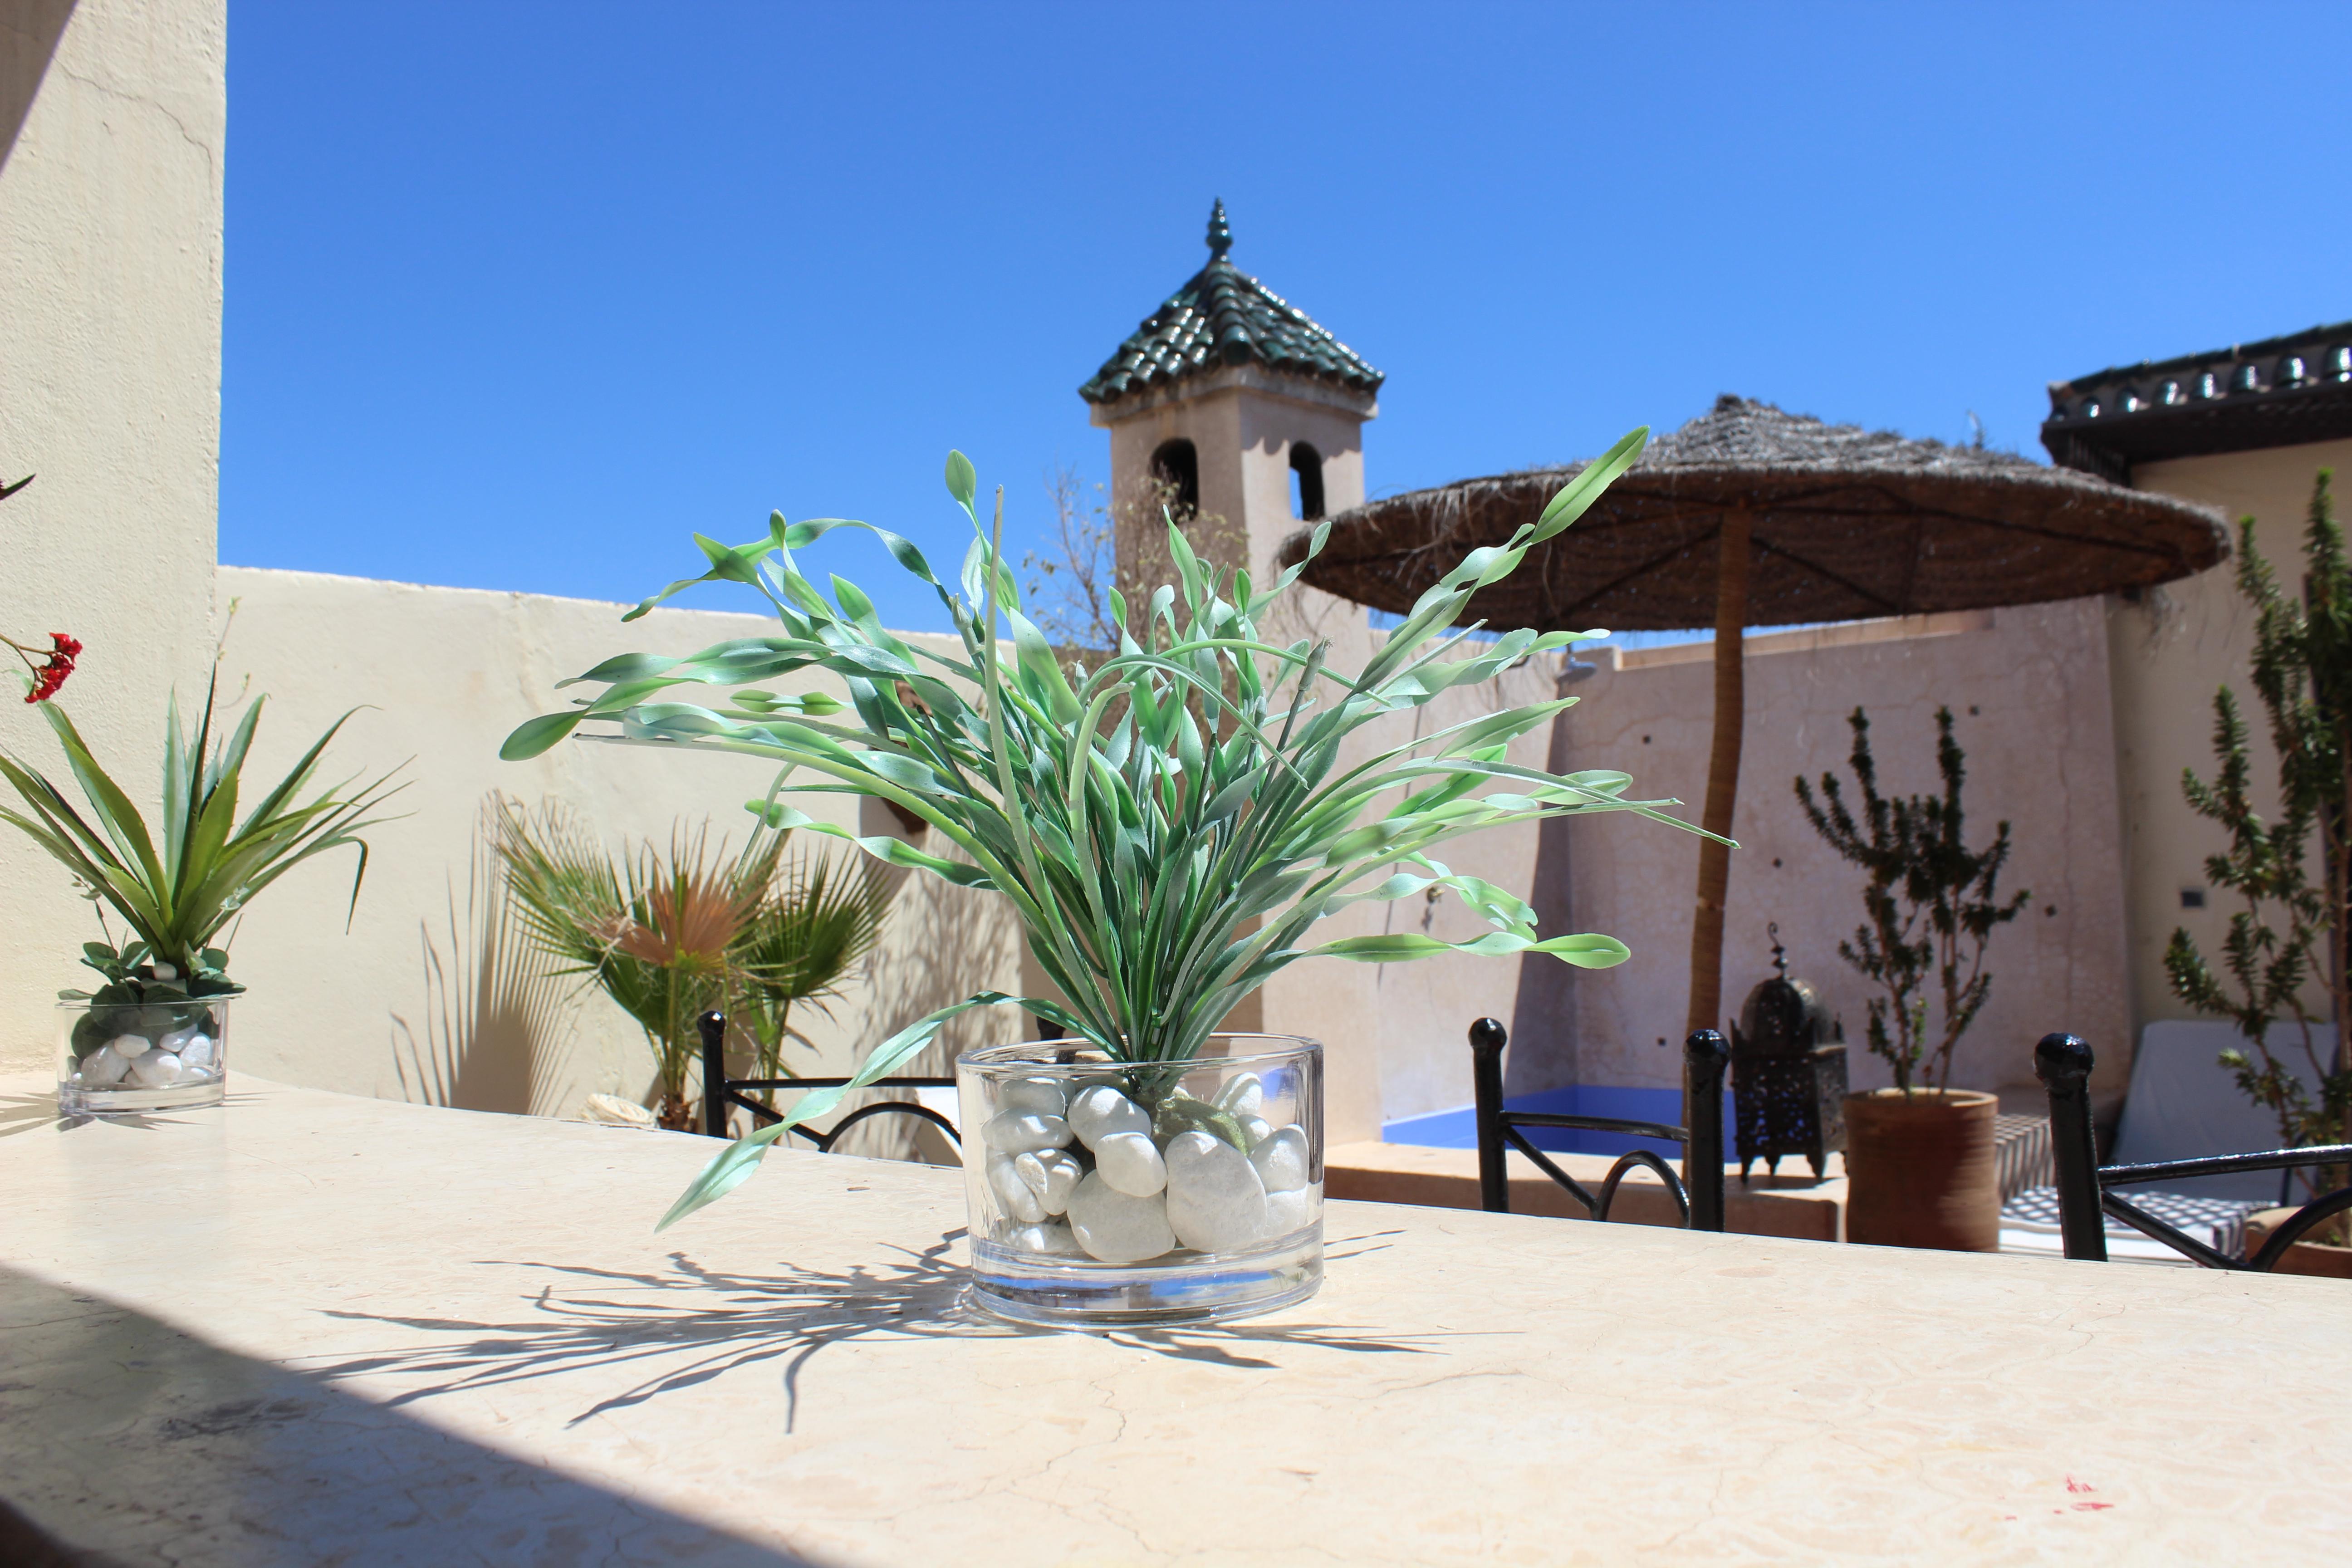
[2110, 438, 2352, 1039]
[205, 567, 1027, 1118]
[0, 0, 228, 1069]
[1502, 599, 2133, 1110]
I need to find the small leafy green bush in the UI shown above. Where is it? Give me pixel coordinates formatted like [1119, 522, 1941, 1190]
[504, 436, 1695, 1224]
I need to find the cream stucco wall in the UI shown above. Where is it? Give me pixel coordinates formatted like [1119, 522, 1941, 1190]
[207, 567, 1026, 1120]
[1347, 601, 2132, 1122]
[0, 0, 227, 1069]
[2110, 437, 2352, 1036]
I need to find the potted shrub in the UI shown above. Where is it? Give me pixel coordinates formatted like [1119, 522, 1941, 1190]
[1797, 707, 2028, 1250]
[505, 436, 1699, 1323]
[1, 650, 403, 1114]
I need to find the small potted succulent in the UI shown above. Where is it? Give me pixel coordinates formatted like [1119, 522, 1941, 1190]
[1, 650, 404, 1114]
[505, 436, 1696, 1323]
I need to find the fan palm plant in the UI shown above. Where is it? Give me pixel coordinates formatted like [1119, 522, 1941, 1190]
[491, 797, 890, 1127]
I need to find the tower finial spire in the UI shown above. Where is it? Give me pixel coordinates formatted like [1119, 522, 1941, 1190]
[1206, 199, 1231, 260]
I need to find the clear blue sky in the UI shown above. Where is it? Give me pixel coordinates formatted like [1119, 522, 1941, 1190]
[222, 1, 2352, 635]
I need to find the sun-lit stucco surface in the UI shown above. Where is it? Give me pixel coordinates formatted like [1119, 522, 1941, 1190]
[0, 0, 228, 1071]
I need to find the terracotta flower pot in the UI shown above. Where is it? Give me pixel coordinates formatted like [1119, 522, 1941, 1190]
[1842, 1088, 1999, 1251]
[2245, 1208, 2352, 1278]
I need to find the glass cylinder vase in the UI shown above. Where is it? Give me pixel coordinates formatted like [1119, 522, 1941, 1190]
[957, 1033, 1323, 1327]
[58, 994, 232, 1115]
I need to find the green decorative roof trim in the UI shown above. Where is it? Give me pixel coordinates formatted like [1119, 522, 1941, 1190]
[1079, 201, 1383, 407]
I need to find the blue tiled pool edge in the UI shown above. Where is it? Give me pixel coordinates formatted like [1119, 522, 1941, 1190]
[1382, 1085, 1739, 1159]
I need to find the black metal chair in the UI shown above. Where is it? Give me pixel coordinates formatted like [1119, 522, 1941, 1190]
[1468, 1019, 1730, 1230]
[2035, 1032, 2352, 1269]
[698, 1009, 961, 1150]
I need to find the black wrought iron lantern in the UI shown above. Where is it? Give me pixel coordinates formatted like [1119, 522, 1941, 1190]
[1730, 926, 1848, 1181]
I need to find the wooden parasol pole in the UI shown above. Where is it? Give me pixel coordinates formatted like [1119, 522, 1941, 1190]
[1685, 508, 1750, 1039]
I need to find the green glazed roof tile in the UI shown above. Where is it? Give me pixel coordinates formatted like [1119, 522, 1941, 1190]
[1079, 201, 1383, 406]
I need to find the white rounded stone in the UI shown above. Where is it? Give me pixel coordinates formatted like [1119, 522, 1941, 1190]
[986, 1153, 1047, 1223]
[78, 1045, 131, 1088]
[1005, 1220, 1085, 1256]
[1163, 1129, 1269, 1254]
[159, 1022, 206, 1054]
[997, 1076, 1067, 1116]
[1065, 1172, 1175, 1264]
[1214, 1073, 1265, 1119]
[108, 1033, 152, 1061]
[981, 1112, 1072, 1153]
[1238, 1115, 1273, 1149]
[176, 1034, 216, 1071]
[1066, 1086, 1149, 1148]
[1091, 1131, 1166, 1197]
[1262, 1185, 1319, 1238]
[128, 1049, 183, 1088]
[1248, 1125, 1310, 1192]
[1015, 1149, 1083, 1215]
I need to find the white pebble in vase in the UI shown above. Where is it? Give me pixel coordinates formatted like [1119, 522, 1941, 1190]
[1014, 1149, 1083, 1215]
[1163, 1130, 1269, 1253]
[986, 1154, 1047, 1224]
[1091, 1130, 1166, 1197]
[78, 1045, 131, 1087]
[1262, 1185, 1319, 1238]
[128, 1049, 184, 1088]
[176, 1035, 216, 1072]
[1214, 1073, 1264, 1119]
[1248, 1125, 1310, 1192]
[1066, 1086, 1149, 1148]
[981, 1112, 1072, 1154]
[1065, 1172, 1175, 1264]
[999, 1077, 1067, 1116]
[1006, 1220, 1085, 1256]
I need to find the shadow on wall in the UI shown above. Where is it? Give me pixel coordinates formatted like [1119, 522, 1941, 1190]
[0, 1261, 807, 1566]
[1504, 688, 1585, 1100]
[0, 0, 74, 176]
[824, 838, 1020, 1161]
[388, 799, 576, 1116]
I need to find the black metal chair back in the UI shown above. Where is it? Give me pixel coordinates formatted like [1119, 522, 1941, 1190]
[698, 1010, 961, 1151]
[1468, 1019, 1729, 1230]
[2034, 1032, 2352, 1269]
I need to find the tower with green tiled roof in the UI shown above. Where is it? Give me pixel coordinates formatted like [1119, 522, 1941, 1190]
[1082, 201, 1381, 598]
[1074, 203, 1384, 1083]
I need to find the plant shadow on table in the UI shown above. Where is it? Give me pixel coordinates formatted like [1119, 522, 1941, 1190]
[307, 1228, 1434, 1431]
[0, 1087, 261, 1140]
[0, 1262, 809, 1567]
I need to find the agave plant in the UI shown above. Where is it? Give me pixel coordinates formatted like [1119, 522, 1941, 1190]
[504, 431, 1700, 1225]
[0, 666, 406, 1012]
[491, 799, 890, 1127]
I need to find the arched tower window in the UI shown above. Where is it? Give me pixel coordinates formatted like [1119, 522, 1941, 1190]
[1151, 439, 1200, 518]
[1289, 442, 1325, 520]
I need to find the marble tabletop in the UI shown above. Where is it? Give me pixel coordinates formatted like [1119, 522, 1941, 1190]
[0, 1073, 2341, 1567]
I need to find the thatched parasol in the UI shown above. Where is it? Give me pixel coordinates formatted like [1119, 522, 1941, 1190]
[1280, 394, 2229, 1038]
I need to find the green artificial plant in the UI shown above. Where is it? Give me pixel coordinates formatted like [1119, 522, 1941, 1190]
[503, 434, 1704, 1227]
[0, 662, 405, 1058]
